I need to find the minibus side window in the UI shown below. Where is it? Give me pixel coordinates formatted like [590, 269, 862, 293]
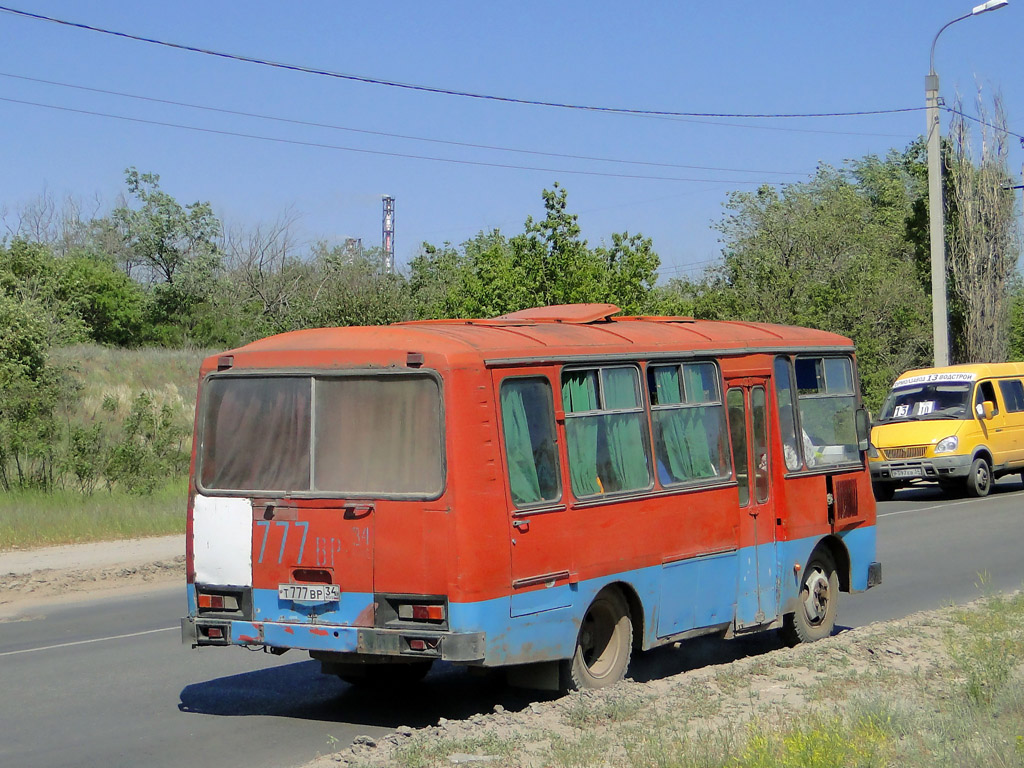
[500, 377, 561, 507]
[997, 380, 1024, 413]
[561, 366, 652, 497]
[976, 381, 999, 416]
[647, 362, 731, 485]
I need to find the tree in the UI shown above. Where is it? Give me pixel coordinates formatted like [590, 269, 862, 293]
[411, 185, 661, 319]
[111, 168, 222, 286]
[674, 147, 934, 410]
[946, 92, 1020, 363]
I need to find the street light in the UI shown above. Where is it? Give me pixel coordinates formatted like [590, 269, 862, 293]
[926, 0, 1008, 367]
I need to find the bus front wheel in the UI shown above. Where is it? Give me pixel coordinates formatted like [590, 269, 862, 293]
[783, 550, 839, 645]
[564, 588, 632, 690]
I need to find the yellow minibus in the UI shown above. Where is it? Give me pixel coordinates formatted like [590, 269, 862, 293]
[869, 362, 1024, 499]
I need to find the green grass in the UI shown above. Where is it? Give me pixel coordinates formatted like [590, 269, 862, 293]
[0, 478, 187, 550]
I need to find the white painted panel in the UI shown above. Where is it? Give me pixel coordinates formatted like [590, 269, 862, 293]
[193, 495, 253, 586]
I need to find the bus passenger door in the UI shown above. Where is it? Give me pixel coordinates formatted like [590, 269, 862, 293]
[498, 374, 575, 619]
[726, 380, 778, 630]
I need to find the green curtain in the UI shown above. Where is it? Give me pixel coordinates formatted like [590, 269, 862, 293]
[653, 368, 689, 481]
[682, 409, 716, 478]
[501, 384, 542, 505]
[606, 414, 651, 490]
[562, 373, 602, 496]
[602, 370, 650, 491]
[684, 363, 709, 402]
[654, 367, 715, 482]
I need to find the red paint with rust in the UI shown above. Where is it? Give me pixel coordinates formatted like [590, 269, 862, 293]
[184, 305, 874, 614]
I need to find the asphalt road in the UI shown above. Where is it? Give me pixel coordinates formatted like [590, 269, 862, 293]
[1, 480, 1022, 768]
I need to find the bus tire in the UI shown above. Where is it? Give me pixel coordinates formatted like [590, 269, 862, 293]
[562, 588, 632, 690]
[783, 550, 839, 645]
[871, 482, 895, 502]
[334, 660, 433, 688]
[965, 457, 992, 498]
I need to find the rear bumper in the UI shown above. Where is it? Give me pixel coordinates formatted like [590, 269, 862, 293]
[181, 616, 486, 662]
[869, 453, 973, 484]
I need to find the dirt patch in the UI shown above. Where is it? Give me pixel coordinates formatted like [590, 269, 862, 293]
[0, 557, 183, 617]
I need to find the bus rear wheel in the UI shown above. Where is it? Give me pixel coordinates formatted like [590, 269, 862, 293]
[564, 588, 632, 690]
[783, 550, 839, 645]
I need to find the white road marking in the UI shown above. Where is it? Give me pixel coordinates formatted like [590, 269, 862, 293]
[0, 626, 177, 657]
[878, 489, 1024, 517]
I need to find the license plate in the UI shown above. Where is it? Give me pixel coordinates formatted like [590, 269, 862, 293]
[278, 583, 341, 603]
[891, 467, 923, 479]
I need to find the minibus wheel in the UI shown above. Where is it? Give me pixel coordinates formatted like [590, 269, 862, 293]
[965, 457, 992, 498]
[871, 482, 895, 502]
[565, 588, 632, 690]
[783, 550, 839, 645]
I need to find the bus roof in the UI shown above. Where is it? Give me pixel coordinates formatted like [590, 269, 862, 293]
[205, 304, 853, 373]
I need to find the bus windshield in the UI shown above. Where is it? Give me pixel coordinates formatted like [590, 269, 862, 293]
[199, 373, 444, 496]
[875, 382, 972, 423]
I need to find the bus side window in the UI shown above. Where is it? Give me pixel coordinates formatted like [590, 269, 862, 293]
[500, 377, 561, 507]
[561, 366, 652, 497]
[774, 357, 802, 471]
[792, 356, 859, 466]
[647, 362, 730, 486]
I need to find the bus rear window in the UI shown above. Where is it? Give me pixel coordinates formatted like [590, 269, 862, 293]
[199, 374, 443, 497]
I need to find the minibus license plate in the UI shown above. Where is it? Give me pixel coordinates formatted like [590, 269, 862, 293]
[891, 468, 922, 479]
[278, 584, 341, 603]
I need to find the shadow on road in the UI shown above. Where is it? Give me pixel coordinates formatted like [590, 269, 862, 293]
[178, 658, 557, 726]
[179, 627, 817, 726]
[885, 476, 1024, 504]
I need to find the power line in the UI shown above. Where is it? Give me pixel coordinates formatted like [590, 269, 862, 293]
[0, 5, 925, 121]
[942, 105, 1024, 144]
[0, 72, 809, 177]
[0, 95, 789, 185]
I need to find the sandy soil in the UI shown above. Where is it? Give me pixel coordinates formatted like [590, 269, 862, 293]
[0, 536, 183, 618]
[305, 606, 965, 768]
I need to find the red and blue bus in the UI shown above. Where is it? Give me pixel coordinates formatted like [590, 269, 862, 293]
[182, 303, 880, 689]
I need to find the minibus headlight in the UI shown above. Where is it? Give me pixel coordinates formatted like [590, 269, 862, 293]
[934, 436, 958, 454]
[867, 444, 879, 459]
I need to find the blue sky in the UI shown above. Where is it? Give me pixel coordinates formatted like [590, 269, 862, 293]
[0, 1, 1020, 283]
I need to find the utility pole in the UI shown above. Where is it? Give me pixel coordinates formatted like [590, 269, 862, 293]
[926, 71, 948, 367]
[925, 0, 1009, 368]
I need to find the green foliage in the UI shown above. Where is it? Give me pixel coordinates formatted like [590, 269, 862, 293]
[660, 144, 934, 410]
[59, 253, 147, 346]
[104, 392, 190, 494]
[411, 185, 661, 318]
[111, 167, 222, 286]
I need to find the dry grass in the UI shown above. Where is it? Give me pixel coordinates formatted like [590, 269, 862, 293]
[327, 591, 1024, 768]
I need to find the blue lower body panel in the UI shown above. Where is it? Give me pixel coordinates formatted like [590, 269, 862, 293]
[183, 527, 878, 666]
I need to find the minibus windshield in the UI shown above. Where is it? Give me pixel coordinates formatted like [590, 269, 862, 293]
[198, 373, 444, 496]
[875, 383, 971, 423]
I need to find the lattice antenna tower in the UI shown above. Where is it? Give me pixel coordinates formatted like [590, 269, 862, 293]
[382, 195, 395, 274]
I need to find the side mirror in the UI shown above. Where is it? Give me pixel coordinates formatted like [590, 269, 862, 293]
[982, 401, 996, 420]
[855, 408, 870, 451]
